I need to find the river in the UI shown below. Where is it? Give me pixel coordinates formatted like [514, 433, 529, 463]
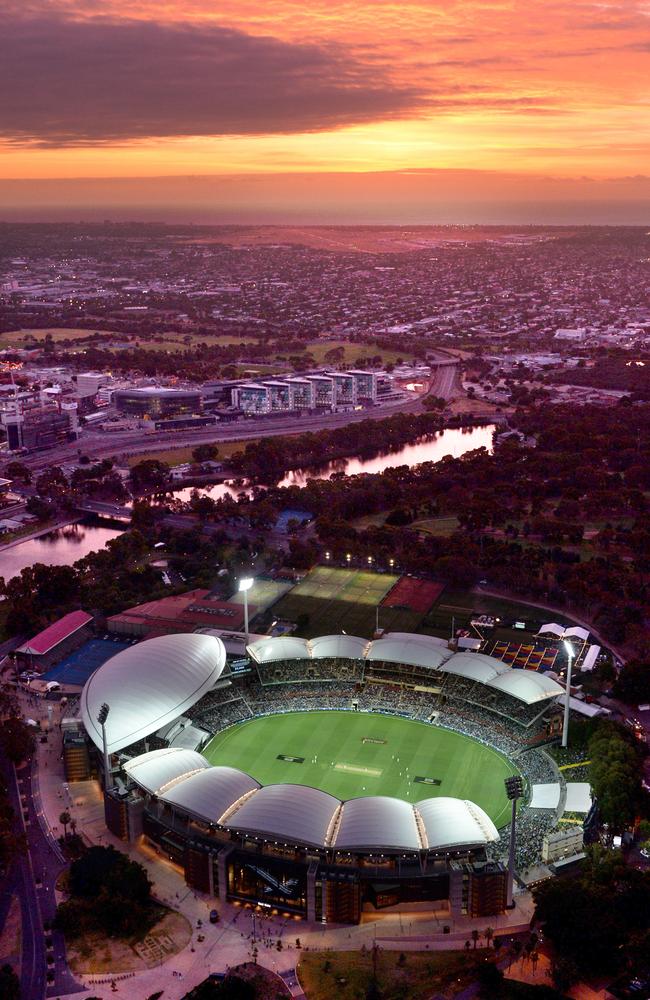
[0, 522, 123, 582]
[169, 423, 496, 502]
[1, 424, 495, 579]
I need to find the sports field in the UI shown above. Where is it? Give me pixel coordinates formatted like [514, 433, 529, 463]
[202, 710, 519, 827]
[270, 567, 423, 637]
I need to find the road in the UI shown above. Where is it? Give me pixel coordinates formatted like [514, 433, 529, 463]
[0, 719, 85, 999]
[15, 362, 460, 473]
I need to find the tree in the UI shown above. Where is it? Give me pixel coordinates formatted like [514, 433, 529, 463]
[59, 811, 71, 840]
[613, 659, 650, 705]
[192, 443, 219, 463]
[0, 964, 20, 1000]
[483, 926, 494, 948]
[471, 928, 480, 949]
[0, 717, 35, 763]
[5, 461, 31, 483]
[129, 459, 169, 493]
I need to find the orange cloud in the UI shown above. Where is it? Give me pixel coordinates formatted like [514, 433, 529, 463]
[0, 0, 648, 198]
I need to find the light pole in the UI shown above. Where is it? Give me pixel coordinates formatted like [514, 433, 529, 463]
[562, 640, 574, 749]
[504, 775, 524, 909]
[239, 577, 254, 643]
[97, 702, 111, 791]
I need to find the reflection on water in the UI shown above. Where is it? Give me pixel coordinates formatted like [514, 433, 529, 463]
[169, 423, 496, 503]
[1, 522, 123, 582]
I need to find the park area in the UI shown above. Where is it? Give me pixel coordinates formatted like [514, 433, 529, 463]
[202, 710, 518, 825]
[296, 948, 549, 1000]
[269, 566, 434, 637]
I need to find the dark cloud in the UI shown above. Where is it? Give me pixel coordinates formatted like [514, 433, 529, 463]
[0, 14, 427, 146]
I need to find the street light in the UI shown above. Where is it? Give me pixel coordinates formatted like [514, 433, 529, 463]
[562, 640, 574, 749]
[239, 577, 254, 642]
[346, 553, 351, 564]
[325, 551, 331, 561]
[504, 774, 524, 908]
[97, 702, 111, 791]
[367, 555, 373, 566]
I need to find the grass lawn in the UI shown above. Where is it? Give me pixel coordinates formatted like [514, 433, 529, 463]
[421, 587, 581, 642]
[302, 339, 413, 367]
[66, 909, 192, 974]
[298, 948, 491, 1000]
[125, 437, 258, 467]
[411, 515, 460, 537]
[202, 710, 518, 825]
[0, 327, 107, 346]
[271, 567, 417, 637]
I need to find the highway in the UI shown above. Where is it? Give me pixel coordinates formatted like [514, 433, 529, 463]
[15, 361, 460, 473]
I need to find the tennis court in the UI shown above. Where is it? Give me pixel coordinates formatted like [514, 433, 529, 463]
[229, 577, 293, 614]
[381, 577, 445, 614]
[290, 567, 398, 605]
[270, 567, 422, 637]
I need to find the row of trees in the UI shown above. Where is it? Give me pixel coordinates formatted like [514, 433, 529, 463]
[534, 845, 650, 986]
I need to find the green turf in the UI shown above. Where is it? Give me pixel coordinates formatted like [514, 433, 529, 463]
[202, 710, 518, 827]
[270, 567, 416, 637]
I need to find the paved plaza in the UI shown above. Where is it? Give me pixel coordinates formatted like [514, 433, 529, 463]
[24, 692, 536, 1000]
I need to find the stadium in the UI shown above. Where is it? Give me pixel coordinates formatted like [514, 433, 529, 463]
[77, 630, 567, 924]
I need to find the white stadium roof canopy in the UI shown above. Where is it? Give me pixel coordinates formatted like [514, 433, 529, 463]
[443, 651, 510, 684]
[309, 634, 368, 660]
[81, 633, 225, 755]
[335, 796, 421, 851]
[225, 783, 341, 848]
[417, 797, 499, 849]
[365, 633, 453, 670]
[247, 636, 563, 705]
[123, 747, 209, 796]
[124, 748, 502, 852]
[157, 764, 260, 825]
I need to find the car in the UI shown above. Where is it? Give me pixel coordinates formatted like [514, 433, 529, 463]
[209, 909, 219, 924]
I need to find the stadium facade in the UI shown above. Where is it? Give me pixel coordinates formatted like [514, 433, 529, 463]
[76, 631, 565, 924]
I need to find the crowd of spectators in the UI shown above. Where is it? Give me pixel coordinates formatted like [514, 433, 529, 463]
[118, 660, 568, 869]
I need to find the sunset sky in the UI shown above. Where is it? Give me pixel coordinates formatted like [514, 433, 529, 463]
[1, 1, 649, 221]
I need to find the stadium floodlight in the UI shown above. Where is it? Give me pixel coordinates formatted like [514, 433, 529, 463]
[97, 702, 111, 791]
[504, 775, 524, 908]
[239, 577, 254, 642]
[562, 641, 575, 749]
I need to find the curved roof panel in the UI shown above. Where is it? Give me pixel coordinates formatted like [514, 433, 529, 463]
[416, 797, 499, 849]
[486, 669, 564, 704]
[382, 631, 449, 648]
[161, 766, 260, 825]
[246, 636, 310, 664]
[81, 633, 225, 754]
[123, 747, 209, 796]
[366, 634, 452, 671]
[226, 783, 340, 847]
[334, 796, 421, 851]
[310, 634, 368, 660]
[443, 652, 509, 684]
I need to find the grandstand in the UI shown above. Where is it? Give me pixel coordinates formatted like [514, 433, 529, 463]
[76, 629, 574, 924]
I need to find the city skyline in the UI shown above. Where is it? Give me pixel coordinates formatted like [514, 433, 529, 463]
[1, 1, 649, 221]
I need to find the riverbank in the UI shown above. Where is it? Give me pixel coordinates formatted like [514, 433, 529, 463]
[0, 516, 81, 553]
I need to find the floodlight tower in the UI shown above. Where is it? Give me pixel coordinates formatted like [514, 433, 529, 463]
[97, 702, 111, 790]
[562, 640, 574, 749]
[239, 577, 254, 643]
[504, 774, 524, 908]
